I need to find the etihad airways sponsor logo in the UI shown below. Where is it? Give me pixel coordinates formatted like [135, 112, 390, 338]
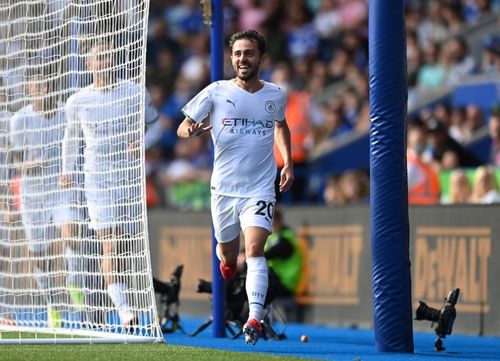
[221, 117, 273, 128]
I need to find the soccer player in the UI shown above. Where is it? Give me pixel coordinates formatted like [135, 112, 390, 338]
[0, 79, 11, 323]
[61, 40, 159, 327]
[177, 29, 294, 345]
[9, 70, 82, 327]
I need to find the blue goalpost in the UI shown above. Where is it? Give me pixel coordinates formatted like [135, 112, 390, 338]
[205, 0, 226, 338]
[369, 0, 414, 352]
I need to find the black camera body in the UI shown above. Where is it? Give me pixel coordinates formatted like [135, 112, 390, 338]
[415, 288, 460, 351]
[154, 265, 184, 333]
[197, 270, 248, 324]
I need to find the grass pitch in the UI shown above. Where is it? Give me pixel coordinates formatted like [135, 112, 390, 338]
[0, 343, 313, 361]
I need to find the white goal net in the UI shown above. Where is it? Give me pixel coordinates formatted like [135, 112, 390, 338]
[0, 0, 162, 343]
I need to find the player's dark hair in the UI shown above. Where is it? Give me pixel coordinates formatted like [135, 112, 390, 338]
[229, 29, 267, 56]
[27, 63, 59, 110]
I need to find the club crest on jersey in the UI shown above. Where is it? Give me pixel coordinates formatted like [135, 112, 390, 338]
[265, 100, 276, 114]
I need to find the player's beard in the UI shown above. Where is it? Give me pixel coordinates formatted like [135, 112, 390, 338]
[236, 63, 259, 82]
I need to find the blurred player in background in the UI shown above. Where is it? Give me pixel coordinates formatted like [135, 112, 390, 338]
[61, 40, 160, 327]
[9, 69, 85, 327]
[0, 78, 11, 322]
[0, 78, 10, 194]
[177, 29, 294, 345]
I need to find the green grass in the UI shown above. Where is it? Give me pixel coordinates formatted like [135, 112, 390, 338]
[0, 343, 312, 361]
[1, 331, 76, 339]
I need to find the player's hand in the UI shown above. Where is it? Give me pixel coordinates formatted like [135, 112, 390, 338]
[188, 122, 212, 137]
[279, 164, 294, 193]
[59, 174, 72, 188]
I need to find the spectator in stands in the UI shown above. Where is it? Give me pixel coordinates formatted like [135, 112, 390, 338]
[433, 103, 452, 129]
[147, 48, 178, 96]
[323, 170, 369, 205]
[461, 0, 491, 23]
[471, 166, 500, 204]
[341, 87, 362, 128]
[313, 0, 343, 61]
[443, 169, 472, 204]
[155, 75, 194, 160]
[463, 104, 485, 133]
[179, 32, 210, 90]
[448, 104, 484, 144]
[417, 41, 446, 92]
[323, 175, 341, 206]
[315, 99, 352, 144]
[237, 0, 267, 31]
[162, 0, 204, 45]
[285, 1, 318, 61]
[407, 122, 441, 205]
[443, 36, 476, 87]
[338, 170, 369, 204]
[146, 17, 179, 68]
[426, 117, 480, 169]
[406, 30, 423, 86]
[448, 107, 468, 144]
[441, 3, 464, 34]
[441, 149, 462, 170]
[481, 35, 500, 74]
[488, 108, 500, 167]
[416, 0, 449, 47]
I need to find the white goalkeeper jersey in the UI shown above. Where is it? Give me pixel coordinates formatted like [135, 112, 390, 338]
[63, 79, 158, 176]
[182, 80, 286, 198]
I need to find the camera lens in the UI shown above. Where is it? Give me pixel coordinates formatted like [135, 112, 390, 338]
[415, 301, 441, 322]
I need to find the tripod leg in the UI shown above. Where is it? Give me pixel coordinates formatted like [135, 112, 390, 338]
[261, 319, 286, 340]
[189, 318, 213, 337]
[230, 328, 243, 340]
[225, 321, 237, 336]
[434, 337, 445, 351]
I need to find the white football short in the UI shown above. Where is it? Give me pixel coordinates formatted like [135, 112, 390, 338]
[211, 194, 276, 243]
[85, 175, 141, 234]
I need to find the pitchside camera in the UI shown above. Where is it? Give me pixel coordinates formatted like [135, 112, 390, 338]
[415, 288, 460, 351]
[154, 265, 184, 333]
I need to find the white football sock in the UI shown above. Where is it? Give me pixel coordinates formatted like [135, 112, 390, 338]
[64, 247, 83, 287]
[33, 266, 49, 290]
[107, 283, 131, 322]
[245, 257, 268, 322]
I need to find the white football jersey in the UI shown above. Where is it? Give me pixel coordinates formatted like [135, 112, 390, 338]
[182, 80, 286, 198]
[63, 79, 158, 175]
[10, 105, 66, 202]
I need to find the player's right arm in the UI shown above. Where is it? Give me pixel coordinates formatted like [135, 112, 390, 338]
[177, 83, 215, 139]
[177, 118, 212, 139]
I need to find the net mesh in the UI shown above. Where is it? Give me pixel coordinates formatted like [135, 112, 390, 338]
[0, 0, 161, 342]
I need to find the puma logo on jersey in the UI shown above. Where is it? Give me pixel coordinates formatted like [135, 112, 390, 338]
[226, 99, 237, 108]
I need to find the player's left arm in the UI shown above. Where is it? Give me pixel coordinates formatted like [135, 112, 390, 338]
[143, 87, 161, 150]
[275, 119, 294, 193]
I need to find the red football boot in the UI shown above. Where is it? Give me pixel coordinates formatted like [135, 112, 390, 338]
[243, 318, 262, 345]
[219, 262, 237, 281]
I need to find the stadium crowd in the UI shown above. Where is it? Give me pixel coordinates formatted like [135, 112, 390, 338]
[143, 0, 500, 209]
